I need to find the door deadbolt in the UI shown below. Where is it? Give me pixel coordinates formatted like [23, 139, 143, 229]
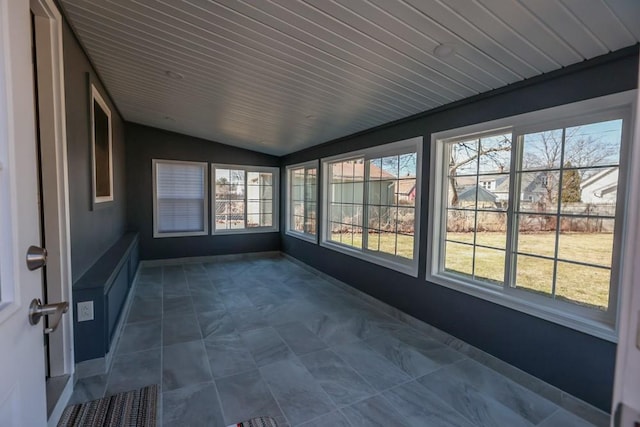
[29, 299, 68, 334]
[26, 245, 47, 271]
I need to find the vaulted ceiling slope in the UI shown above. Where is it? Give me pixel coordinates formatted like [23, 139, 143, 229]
[59, 0, 640, 155]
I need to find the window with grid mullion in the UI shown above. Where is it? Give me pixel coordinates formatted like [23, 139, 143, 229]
[321, 137, 421, 275]
[214, 166, 278, 233]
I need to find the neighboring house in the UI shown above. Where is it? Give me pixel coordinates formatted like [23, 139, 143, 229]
[457, 185, 498, 208]
[581, 167, 618, 204]
[331, 160, 396, 207]
[397, 178, 417, 203]
[451, 172, 547, 207]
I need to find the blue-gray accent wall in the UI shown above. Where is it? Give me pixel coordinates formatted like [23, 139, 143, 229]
[63, 19, 128, 283]
[280, 46, 639, 412]
[125, 124, 281, 260]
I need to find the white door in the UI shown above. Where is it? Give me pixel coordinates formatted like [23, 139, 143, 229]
[0, 0, 49, 425]
[611, 71, 640, 424]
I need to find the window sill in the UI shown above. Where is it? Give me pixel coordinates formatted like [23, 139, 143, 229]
[212, 227, 279, 235]
[285, 230, 318, 244]
[320, 240, 418, 277]
[153, 230, 208, 238]
[426, 271, 618, 342]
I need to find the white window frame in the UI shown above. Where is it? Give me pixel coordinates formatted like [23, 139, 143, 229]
[321, 137, 422, 277]
[427, 91, 637, 342]
[152, 159, 209, 238]
[211, 164, 279, 235]
[90, 84, 113, 205]
[286, 160, 319, 243]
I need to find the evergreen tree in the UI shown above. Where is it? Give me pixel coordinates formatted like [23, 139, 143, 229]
[562, 162, 581, 203]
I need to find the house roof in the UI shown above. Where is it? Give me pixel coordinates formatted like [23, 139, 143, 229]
[331, 161, 396, 180]
[458, 185, 497, 202]
[581, 167, 617, 188]
[397, 178, 416, 195]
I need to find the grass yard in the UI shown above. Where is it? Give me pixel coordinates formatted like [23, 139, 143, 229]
[446, 231, 613, 310]
[331, 232, 414, 259]
[331, 230, 613, 310]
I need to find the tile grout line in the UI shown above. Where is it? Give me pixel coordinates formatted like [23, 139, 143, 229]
[282, 253, 606, 425]
[183, 263, 230, 425]
[270, 327, 341, 425]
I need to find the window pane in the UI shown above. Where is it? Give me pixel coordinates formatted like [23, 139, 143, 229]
[516, 171, 560, 213]
[557, 225, 613, 267]
[522, 129, 564, 170]
[446, 209, 475, 240]
[367, 231, 380, 252]
[230, 169, 245, 185]
[449, 139, 479, 176]
[367, 205, 381, 230]
[449, 176, 478, 209]
[478, 134, 512, 174]
[444, 242, 473, 277]
[397, 178, 416, 207]
[475, 211, 507, 249]
[478, 174, 509, 210]
[562, 167, 618, 215]
[516, 215, 556, 257]
[515, 255, 553, 297]
[382, 155, 399, 178]
[397, 206, 414, 237]
[247, 213, 272, 228]
[556, 262, 610, 311]
[367, 179, 383, 205]
[399, 153, 417, 177]
[375, 231, 397, 256]
[474, 247, 505, 285]
[397, 233, 414, 259]
[564, 119, 622, 168]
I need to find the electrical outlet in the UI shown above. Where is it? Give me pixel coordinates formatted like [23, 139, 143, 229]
[77, 301, 94, 322]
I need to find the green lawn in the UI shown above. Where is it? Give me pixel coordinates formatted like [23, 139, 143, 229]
[445, 232, 613, 311]
[330, 231, 613, 310]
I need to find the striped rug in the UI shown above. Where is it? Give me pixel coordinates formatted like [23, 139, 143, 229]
[58, 385, 158, 427]
[227, 417, 278, 427]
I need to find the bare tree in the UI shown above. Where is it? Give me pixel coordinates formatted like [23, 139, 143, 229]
[523, 127, 618, 208]
[448, 135, 511, 206]
[523, 127, 617, 172]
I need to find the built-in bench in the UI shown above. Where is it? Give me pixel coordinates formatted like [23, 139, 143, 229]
[72, 232, 139, 370]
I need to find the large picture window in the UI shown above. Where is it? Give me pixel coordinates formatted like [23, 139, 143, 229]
[153, 160, 208, 238]
[321, 137, 422, 276]
[428, 93, 634, 339]
[212, 165, 279, 234]
[286, 161, 318, 242]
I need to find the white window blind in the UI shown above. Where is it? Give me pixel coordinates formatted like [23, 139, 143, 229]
[154, 160, 208, 237]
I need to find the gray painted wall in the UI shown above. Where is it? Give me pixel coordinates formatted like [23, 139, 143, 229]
[63, 19, 127, 283]
[280, 47, 640, 411]
[125, 124, 281, 260]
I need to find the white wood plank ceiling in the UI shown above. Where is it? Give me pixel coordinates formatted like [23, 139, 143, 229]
[59, 0, 640, 155]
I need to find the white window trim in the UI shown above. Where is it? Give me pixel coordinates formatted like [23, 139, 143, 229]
[427, 90, 637, 342]
[320, 137, 422, 277]
[152, 159, 209, 238]
[211, 164, 279, 235]
[286, 160, 319, 243]
[90, 84, 113, 205]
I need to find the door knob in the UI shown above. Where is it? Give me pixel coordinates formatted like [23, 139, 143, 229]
[29, 298, 68, 334]
[26, 245, 47, 271]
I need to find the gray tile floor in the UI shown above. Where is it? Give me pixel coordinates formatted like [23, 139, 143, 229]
[70, 256, 600, 427]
